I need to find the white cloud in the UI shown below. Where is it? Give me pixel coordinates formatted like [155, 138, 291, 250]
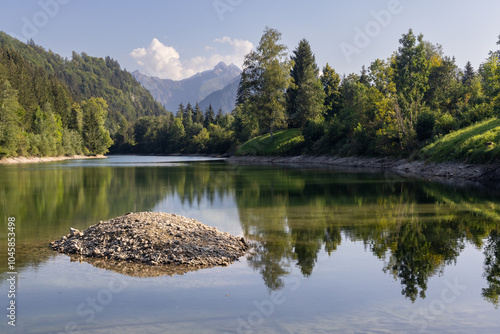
[130, 38, 184, 80]
[131, 37, 253, 80]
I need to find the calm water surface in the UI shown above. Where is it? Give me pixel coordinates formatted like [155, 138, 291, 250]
[1, 155, 500, 333]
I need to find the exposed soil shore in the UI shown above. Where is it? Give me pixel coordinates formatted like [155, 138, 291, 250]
[0, 155, 106, 164]
[51, 212, 249, 277]
[227, 155, 500, 185]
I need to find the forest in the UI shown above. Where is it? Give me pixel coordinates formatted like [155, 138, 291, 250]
[0, 31, 164, 157]
[1, 28, 499, 160]
[234, 27, 500, 159]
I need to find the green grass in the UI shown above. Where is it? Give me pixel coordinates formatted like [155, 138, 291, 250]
[235, 129, 305, 156]
[420, 118, 500, 163]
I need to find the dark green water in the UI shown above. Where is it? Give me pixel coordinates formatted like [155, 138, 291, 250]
[1, 156, 500, 333]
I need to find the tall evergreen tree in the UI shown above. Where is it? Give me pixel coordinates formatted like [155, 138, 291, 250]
[183, 102, 193, 129]
[193, 102, 204, 124]
[462, 61, 476, 86]
[204, 104, 215, 127]
[69, 102, 83, 133]
[215, 108, 224, 125]
[176, 103, 185, 119]
[287, 39, 325, 128]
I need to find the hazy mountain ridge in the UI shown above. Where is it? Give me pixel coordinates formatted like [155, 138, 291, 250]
[133, 62, 241, 113]
[199, 76, 240, 114]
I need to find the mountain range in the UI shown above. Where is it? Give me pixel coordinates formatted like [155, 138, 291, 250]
[132, 62, 240, 114]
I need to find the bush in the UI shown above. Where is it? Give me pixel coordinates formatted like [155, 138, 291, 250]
[459, 103, 494, 127]
[416, 111, 436, 142]
[276, 135, 305, 156]
[303, 119, 325, 149]
[435, 113, 456, 136]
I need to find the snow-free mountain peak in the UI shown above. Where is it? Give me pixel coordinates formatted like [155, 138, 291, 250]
[133, 62, 241, 113]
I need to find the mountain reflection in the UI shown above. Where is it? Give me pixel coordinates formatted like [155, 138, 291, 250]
[2, 161, 500, 304]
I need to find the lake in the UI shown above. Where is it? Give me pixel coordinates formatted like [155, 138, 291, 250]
[1, 155, 500, 333]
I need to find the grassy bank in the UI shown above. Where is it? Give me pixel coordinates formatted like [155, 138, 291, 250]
[235, 118, 500, 165]
[420, 118, 500, 163]
[235, 129, 304, 156]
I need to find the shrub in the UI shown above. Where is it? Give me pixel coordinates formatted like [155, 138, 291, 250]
[435, 113, 456, 136]
[416, 111, 436, 141]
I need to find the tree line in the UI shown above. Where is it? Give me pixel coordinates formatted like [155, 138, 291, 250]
[115, 102, 235, 154]
[235, 27, 500, 157]
[0, 46, 111, 157]
[115, 26, 500, 158]
[1, 28, 499, 158]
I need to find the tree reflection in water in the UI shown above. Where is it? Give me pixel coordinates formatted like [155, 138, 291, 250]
[483, 229, 500, 306]
[2, 161, 500, 304]
[234, 166, 500, 304]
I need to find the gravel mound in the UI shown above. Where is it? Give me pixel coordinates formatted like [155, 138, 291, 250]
[51, 212, 248, 272]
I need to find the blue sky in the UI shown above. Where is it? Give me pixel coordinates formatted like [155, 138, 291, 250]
[1, 0, 500, 80]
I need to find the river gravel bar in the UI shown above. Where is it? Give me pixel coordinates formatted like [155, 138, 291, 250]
[51, 212, 248, 270]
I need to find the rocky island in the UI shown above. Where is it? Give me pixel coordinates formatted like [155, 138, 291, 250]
[51, 212, 249, 276]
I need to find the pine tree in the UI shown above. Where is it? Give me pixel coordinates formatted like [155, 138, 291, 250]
[215, 108, 224, 125]
[176, 103, 185, 119]
[462, 61, 475, 86]
[193, 102, 204, 124]
[287, 39, 325, 128]
[183, 102, 193, 129]
[69, 102, 83, 133]
[204, 104, 215, 127]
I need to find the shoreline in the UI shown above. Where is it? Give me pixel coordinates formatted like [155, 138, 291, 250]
[0, 155, 106, 165]
[227, 155, 500, 185]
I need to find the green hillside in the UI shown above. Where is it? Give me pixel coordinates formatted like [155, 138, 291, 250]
[420, 118, 500, 163]
[0, 32, 167, 133]
[235, 129, 304, 156]
[0, 32, 170, 158]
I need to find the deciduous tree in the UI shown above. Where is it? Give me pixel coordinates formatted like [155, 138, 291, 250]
[82, 98, 113, 155]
